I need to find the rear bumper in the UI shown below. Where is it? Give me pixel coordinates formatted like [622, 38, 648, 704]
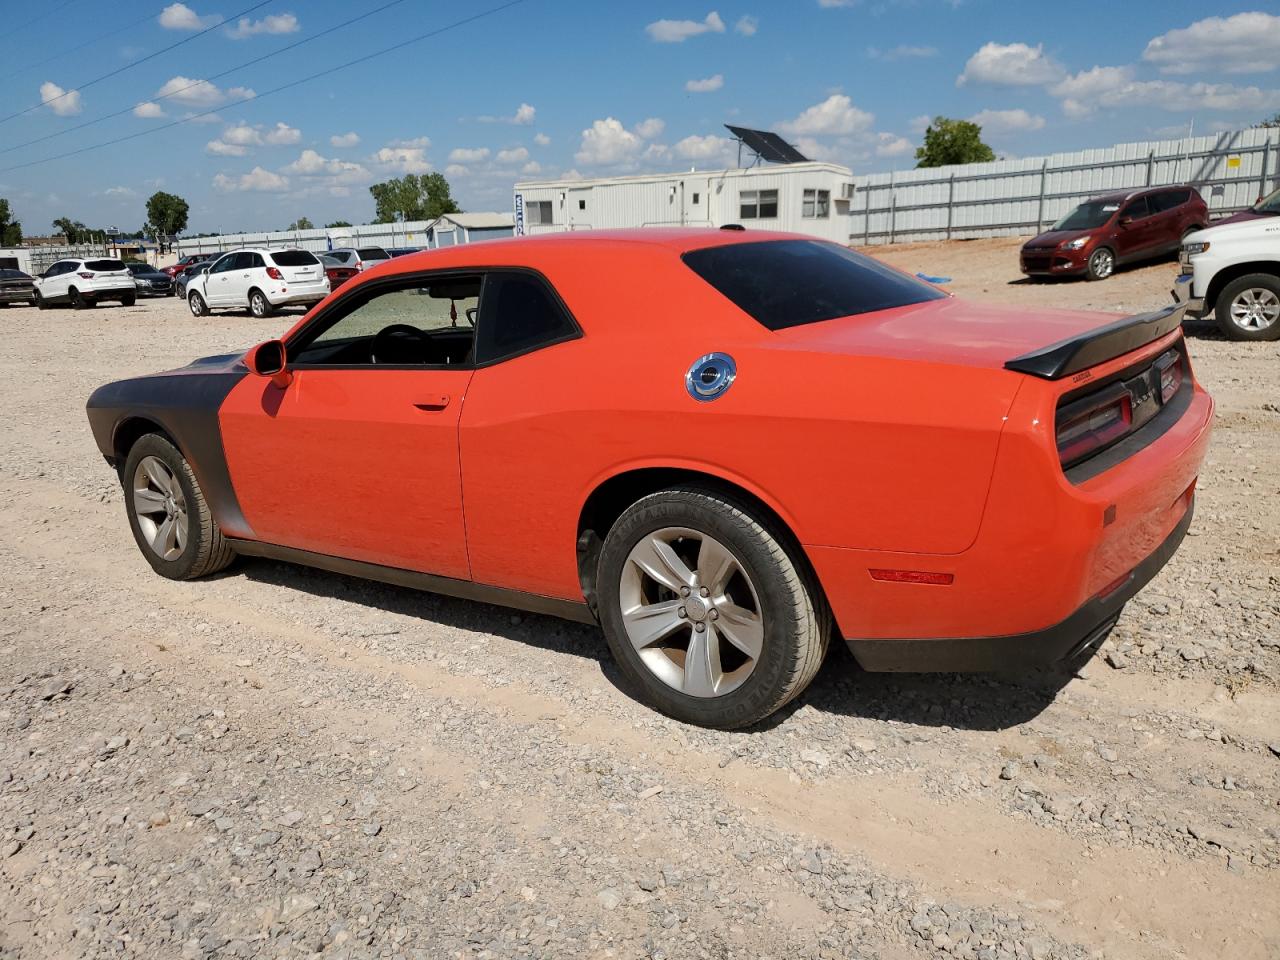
[0, 289, 35, 303]
[846, 495, 1194, 671]
[267, 281, 329, 306]
[82, 282, 136, 299]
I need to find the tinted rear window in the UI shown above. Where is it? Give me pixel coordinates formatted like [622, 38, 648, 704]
[269, 250, 319, 267]
[0, 269, 28, 279]
[85, 259, 126, 271]
[357, 247, 389, 260]
[682, 239, 945, 331]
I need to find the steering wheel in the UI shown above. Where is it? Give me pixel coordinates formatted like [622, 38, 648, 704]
[370, 323, 431, 364]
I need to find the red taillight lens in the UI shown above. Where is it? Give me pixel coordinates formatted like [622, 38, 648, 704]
[266, 266, 283, 280]
[78, 272, 94, 279]
[1156, 352, 1183, 403]
[1056, 393, 1132, 466]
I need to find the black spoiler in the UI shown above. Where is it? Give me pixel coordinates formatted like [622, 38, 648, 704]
[1004, 303, 1187, 380]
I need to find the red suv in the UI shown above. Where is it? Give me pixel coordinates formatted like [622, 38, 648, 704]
[1020, 186, 1207, 281]
[163, 253, 213, 279]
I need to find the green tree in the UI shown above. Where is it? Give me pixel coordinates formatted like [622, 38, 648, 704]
[52, 217, 84, 243]
[145, 191, 189, 252]
[0, 198, 21, 246]
[288, 216, 315, 231]
[368, 173, 460, 223]
[324, 220, 352, 228]
[1255, 113, 1280, 129]
[914, 116, 996, 168]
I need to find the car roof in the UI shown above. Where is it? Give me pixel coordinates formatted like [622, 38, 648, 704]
[1088, 185, 1189, 204]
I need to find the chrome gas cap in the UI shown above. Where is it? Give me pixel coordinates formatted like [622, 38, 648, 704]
[685, 352, 737, 402]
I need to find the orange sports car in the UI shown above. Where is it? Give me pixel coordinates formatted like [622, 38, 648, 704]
[86, 229, 1213, 729]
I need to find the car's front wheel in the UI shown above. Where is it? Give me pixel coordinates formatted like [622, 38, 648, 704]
[188, 291, 209, 317]
[249, 289, 274, 318]
[1215, 273, 1280, 341]
[597, 485, 830, 729]
[69, 287, 94, 309]
[1085, 247, 1115, 281]
[122, 434, 235, 580]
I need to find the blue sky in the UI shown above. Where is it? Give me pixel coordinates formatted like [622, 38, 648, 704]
[1, 1, 1277, 234]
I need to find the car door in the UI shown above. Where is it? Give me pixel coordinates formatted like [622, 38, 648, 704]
[1114, 196, 1155, 262]
[203, 253, 239, 305]
[41, 261, 73, 301]
[218, 271, 478, 578]
[225, 252, 258, 307]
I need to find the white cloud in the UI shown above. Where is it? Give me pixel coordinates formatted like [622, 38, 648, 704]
[444, 164, 469, 176]
[685, 74, 724, 93]
[575, 117, 643, 166]
[284, 149, 368, 184]
[1144, 12, 1280, 75]
[104, 186, 136, 197]
[513, 102, 535, 125]
[734, 15, 757, 36]
[329, 132, 360, 148]
[495, 146, 529, 165]
[133, 101, 165, 119]
[264, 122, 301, 145]
[520, 160, 542, 175]
[158, 3, 220, 30]
[673, 134, 734, 163]
[388, 136, 429, 148]
[206, 139, 247, 156]
[791, 136, 842, 162]
[213, 166, 288, 192]
[869, 44, 937, 61]
[874, 133, 914, 157]
[779, 94, 873, 136]
[155, 76, 255, 108]
[1050, 65, 1280, 116]
[957, 42, 1065, 87]
[373, 144, 432, 174]
[646, 11, 725, 43]
[227, 13, 299, 39]
[533, 132, 550, 146]
[818, 0, 855, 6]
[40, 81, 82, 116]
[634, 117, 665, 139]
[968, 108, 1046, 134]
[449, 146, 490, 163]
[221, 122, 262, 146]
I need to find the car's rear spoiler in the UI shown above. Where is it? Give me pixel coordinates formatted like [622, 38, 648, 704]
[1004, 303, 1187, 380]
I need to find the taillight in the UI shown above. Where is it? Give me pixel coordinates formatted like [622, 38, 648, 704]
[1056, 390, 1132, 466]
[1155, 351, 1182, 403]
[78, 272, 94, 279]
[266, 266, 283, 280]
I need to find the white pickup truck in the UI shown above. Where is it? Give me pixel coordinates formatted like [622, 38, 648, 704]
[1174, 216, 1280, 341]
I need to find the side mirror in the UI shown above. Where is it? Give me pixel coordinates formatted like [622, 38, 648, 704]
[1118, 216, 1133, 227]
[246, 339, 292, 388]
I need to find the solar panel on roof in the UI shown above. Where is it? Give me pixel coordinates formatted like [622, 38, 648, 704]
[724, 125, 809, 164]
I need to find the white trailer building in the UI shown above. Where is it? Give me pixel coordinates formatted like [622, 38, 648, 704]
[513, 160, 856, 244]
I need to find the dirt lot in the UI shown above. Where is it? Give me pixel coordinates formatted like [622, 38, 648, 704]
[1, 237, 1277, 960]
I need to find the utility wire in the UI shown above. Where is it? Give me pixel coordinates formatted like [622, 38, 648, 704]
[5, 0, 79, 36]
[0, 0, 528, 174]
[0, 0, 275, 125]
[1, 0, 411, 157]
[0, 5, 169, 84]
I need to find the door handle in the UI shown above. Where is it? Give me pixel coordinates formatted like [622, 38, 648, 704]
[413, 395, 450, 411]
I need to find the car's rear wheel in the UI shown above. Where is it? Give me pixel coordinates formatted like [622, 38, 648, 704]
[597, 485, 830, 729]
[1085, 247, 1114, 281]
[121, 294, 136, 307]
[249, 289, 273, 318]
[1215, 273, 1280, 341]
[188, 291, 209, 317]
[69, 287, 94, 309]
[123, 434, 235, 580]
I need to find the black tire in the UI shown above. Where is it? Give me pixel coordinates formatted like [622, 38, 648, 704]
[34, 292, 48, 311]
[1085, 247, 1115, 281]
[69, 287, 94, 309]
[122, 434, 235, 580]
[1214, 273, 1280, 341]
[188, 291, 210, 317]
[121, 294, 136, 307]
[249, 288, 274, 318]
[597, 485, 830, 729]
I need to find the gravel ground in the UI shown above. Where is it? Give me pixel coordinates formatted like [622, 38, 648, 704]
[1, 238, 1277, 960]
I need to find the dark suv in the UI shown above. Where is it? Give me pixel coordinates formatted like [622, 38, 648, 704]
[1020, 186, 1207, 281]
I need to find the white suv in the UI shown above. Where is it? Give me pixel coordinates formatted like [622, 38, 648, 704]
[34, 257, 136, 309]
[187, 248, 330, 318]
[1174, 218, 1280, 341]
[326, 246, 391, 272]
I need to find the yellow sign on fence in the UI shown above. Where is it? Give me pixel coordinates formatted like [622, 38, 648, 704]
[1227, 156, 1242, 169]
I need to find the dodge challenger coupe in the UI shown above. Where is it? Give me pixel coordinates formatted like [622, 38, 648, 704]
[86, 229, 1213, 729]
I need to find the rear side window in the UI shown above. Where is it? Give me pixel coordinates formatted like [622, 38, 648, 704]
[475, 272, 579, 364]
[1150, 190, 1190, 213]
[357, 247, 389, 260]
[270, 250, 319, 267]
[85, 259, 125, 271]
[682, 239, 945, 331]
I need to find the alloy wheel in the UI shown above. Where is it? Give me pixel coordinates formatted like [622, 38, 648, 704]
[1228, 287, 1280, 332]
[618, 527, 763, 698]
[1090, 249, 1114, 279]
[132, 456, 189, 561]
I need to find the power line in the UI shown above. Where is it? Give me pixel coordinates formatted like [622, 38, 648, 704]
[0, 5, 169, 84]
[0, 1, 529, 174]
[0, 0, 276, 125]
[5, 0, 79, 36]
[1, 0, 412, 157]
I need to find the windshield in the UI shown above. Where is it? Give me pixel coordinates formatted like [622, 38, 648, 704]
[1052, 200, 1120, 231]
[682, 239, 945, 331]
[1252, 186, 1280, 215]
